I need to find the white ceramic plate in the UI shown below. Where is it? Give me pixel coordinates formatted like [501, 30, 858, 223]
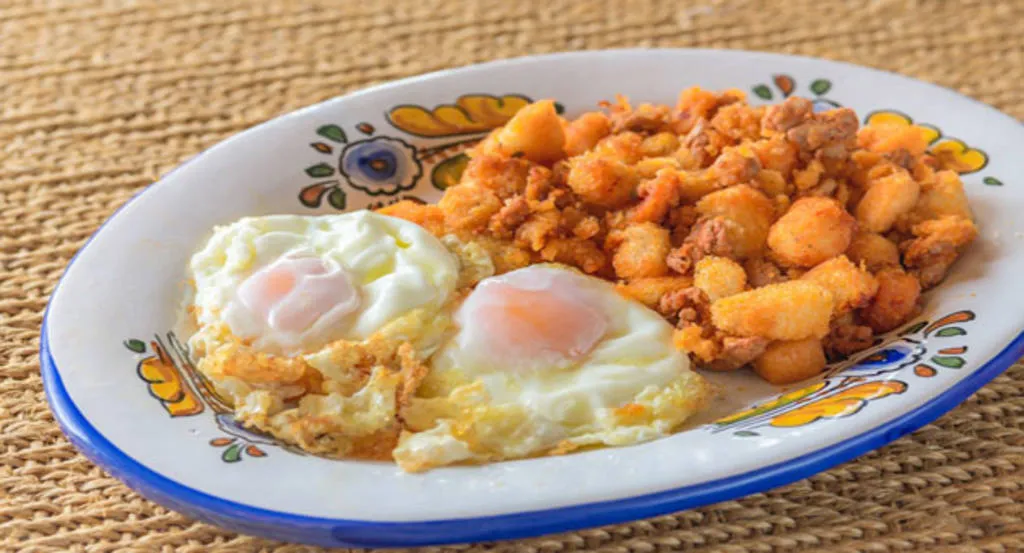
[42, 49, 1024, 548]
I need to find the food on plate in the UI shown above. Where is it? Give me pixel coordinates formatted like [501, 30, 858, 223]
[393, 264, 709, 472]
[384, 88, 977, 385]
[186, 211, 708, 468]
[183, 86, 979, 469]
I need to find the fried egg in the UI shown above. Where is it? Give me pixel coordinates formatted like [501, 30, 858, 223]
[189, 210, 459, 356]
[394, 264, 709, 471]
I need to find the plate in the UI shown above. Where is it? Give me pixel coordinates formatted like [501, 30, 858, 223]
[41, 49, 1024, 548]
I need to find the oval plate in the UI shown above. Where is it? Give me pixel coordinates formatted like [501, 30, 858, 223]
[42, 49, 1024, 548]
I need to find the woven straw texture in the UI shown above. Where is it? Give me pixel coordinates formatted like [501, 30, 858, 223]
[2, 0, 1022, 551]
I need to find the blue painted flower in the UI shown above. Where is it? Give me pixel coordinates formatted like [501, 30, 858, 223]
[827, 342, 923, 379]
[338, 136, 422, 196]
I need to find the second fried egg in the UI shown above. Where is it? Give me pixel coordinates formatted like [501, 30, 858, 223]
[395, 264, 709, 471]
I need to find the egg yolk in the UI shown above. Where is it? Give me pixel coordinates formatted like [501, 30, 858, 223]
[238, 257, 359, 333]
[457, 270, 608, 369]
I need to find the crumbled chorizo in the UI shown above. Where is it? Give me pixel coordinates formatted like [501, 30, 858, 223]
[706, 147, 761, 187]
[688, 217, 736, 257]
[515, 210, 561, 251]
[744, 257, 787, 288]
[825, 317, 875, 358]
[629, 168, 681, 224]
[658, 286, 711, 326]
[763, 96, 813, 133]
[609, 102, 671, 134]
[786, 107, 858, 158]
[901, 215, 978, 289]
[859, 268, 921, 333]
[488, 196, 531, 238]
[710, 336, 770, 372]
[667, 217, 739, 274]
[681, 119, 715, 168]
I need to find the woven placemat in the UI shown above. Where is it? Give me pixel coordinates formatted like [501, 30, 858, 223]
[2, 0, 1022, 551]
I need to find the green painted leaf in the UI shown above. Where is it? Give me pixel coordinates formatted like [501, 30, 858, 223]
[734, 430, 760, 437]
[431, 154, 470, 191]
[901, 321, 928, 336]
[752, 84, 772, 100]
[810, 79, 832, 96]
[305, 163, 335, 178]
[316, 124, 347, 143]
[123, 339, 146, 353]
[931, 355, 966, 369]
[222, 443, 243, 463]
[935, 327, 966, 337]
[983, 176, 1003, 186]
[327, 188, 347, 210]
[553, 102, 566, 115]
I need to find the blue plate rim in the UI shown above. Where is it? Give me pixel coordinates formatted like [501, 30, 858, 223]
[39, 48, 1024, 548]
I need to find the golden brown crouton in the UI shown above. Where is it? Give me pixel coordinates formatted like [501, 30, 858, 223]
[800, 255, 879, 315]
[711, 280, 834, 341]
[564, 112, 612, 157]
[694, 256, 747, 302]
[845, 231, 901, 272]
[566, 153, 638, 208]
[493, 99, 566, 164]
[438, 184, 502, 233]
[607, 222, 672, 278]
[768, 197, 857, 267]
[754, 338, 827, 385]
[695, 184, 776, 259]
[855, 167, 920, 233]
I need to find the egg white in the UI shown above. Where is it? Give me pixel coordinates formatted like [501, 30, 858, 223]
[189, 210, 459, 355]
[394, 264, 709, 471]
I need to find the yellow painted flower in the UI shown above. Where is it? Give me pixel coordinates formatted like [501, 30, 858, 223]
[931, 139, 988, 173]
[137, 341, 204, 417]
[769, 380, 906, 428]
[864, 111, 941, 145]
[864, 111, 987, 173]
[388, 94, 531, 137]
[714, 381, 827, 425]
